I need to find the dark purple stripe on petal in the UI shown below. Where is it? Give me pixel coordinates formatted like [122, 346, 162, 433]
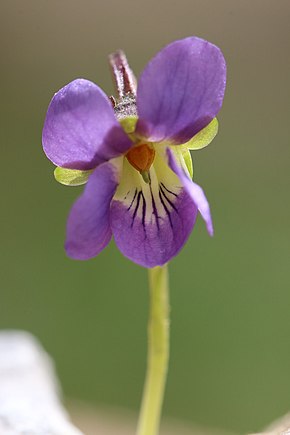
[167, 148, 214, 236]
[111, 187, 197, 268]
[42, 79, 132, 170]
[136, 37, 226, 144]
[65, 160, 120, 260]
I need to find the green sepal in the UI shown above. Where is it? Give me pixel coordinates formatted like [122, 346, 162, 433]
[54, 167, 93, 186]
[182, 148, 194, 178]
[119, 116, 138, 135]
[173, 146, 194, 179]
[184, 118, 218, 150]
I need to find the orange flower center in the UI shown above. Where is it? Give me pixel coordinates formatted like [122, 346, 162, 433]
[126, 143, 155, 174]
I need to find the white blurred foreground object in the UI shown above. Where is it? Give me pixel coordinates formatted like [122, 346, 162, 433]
[0, 330, 83, 435]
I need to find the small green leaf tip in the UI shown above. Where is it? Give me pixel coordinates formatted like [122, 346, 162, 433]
[185, 118, 219, 150]
[119, 116, 138, 135]
[182, 149, 194, 178]
[54, 167, 93, 186]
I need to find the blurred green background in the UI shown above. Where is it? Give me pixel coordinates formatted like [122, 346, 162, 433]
[1, 0, 289, 433]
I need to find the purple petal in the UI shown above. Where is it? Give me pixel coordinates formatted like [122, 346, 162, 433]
[65, 160, 120, 260]
[110, 156, 198, 268]
[167, 148, 213, 236]
[136, 37, 226, 144]
[42, 79, 132, 170]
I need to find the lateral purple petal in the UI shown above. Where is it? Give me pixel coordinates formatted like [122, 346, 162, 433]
[136, 37, 226, 144]
[167, 148, 214, 236]
[42, 79, 132, 170]
[65, 161, 120, 260]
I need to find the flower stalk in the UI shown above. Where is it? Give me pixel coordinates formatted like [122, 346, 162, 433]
[136, 265, 170, 435]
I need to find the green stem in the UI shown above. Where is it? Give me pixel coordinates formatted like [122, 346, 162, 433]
[136, 265, 170, 435]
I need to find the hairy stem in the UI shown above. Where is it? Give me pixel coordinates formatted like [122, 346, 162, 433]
[136, 265, 170, 435]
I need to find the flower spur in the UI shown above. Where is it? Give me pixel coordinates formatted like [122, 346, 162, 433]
[42, 36, 226, 268]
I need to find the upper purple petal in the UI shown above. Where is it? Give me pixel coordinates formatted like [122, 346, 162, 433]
[65, 160, 120, 260]
[42, 79, 132, 170]
[136, 37, 226, 144]
[167, 148, 214, 236]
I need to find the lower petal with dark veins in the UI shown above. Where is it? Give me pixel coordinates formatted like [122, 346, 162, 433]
[110, 154, 197, 267]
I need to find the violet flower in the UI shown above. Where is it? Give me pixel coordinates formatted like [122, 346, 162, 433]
[42, 36, 226, 268]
